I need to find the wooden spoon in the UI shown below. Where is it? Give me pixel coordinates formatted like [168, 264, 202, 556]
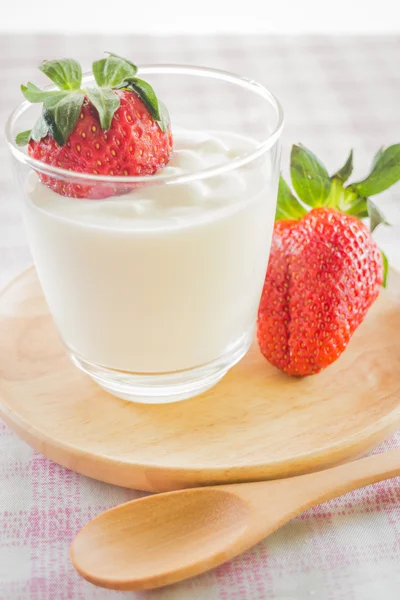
[70, 449, 400, 591]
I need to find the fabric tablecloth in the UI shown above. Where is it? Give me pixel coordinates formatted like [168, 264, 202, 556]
[1, 34, 400, 600]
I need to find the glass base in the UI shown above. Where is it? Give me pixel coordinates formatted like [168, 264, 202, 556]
[69, 330, 253, 404]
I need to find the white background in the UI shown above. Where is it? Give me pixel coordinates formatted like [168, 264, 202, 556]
[1, 0, 400, 33]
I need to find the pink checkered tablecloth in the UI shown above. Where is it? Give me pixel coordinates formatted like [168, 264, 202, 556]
[1, 34, 400, 599]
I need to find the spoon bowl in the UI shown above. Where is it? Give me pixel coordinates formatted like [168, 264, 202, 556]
[71, 488, 251, 590]
[71, 448, 400, 590]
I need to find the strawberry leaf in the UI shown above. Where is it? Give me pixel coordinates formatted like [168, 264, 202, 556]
[93, 55, 137, 89]
[43, 91, 84, 146]
[381, 249, 389, 288]
[290, 144, 331, 207]
[118, 78, 171, 132]
[15, 130, 32, 146]
[275, 176, 307, 221]
[105, 52, 138, 72]
[31, 113, 49, 142]
[85, 87, 120, 131]
[158, 100, 171, 134]
[40, 58, 82, 91]
[21, 82, 62, 103]
[332, 149, 353, 183]
[119, 77, 160, 120]
[352, 144, 400, 196]
[367, 198, 390, 233]
[371, 147, 384, 170]
[15, 112, 49, 146]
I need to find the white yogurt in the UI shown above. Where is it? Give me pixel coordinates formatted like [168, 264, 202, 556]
[23, 129, 277, 373]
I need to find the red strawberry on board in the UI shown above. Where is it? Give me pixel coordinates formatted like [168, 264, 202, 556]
[258, 143, 400, 376]
[16, 53, 173, 198]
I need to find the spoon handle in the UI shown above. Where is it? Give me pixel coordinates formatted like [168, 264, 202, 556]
[292, 446, 400, 504]
[226, 447, 400, 522]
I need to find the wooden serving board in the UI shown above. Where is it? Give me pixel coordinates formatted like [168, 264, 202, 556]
[1, 268, 400, 493]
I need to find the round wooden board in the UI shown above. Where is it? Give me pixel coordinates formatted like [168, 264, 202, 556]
[1, 268, 400, 493]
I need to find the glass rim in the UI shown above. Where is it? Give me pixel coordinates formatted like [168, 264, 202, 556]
[5, 64, 284, 186]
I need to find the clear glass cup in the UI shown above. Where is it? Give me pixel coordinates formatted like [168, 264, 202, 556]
[6, 65, 284, 404]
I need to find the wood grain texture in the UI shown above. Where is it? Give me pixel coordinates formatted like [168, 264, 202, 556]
[70, 448, 400, 590]
[1, 267, 400, 493]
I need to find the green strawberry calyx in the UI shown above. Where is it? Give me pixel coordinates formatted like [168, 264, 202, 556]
[276, 143, 400, 288]
[15, 53, 171, 148]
